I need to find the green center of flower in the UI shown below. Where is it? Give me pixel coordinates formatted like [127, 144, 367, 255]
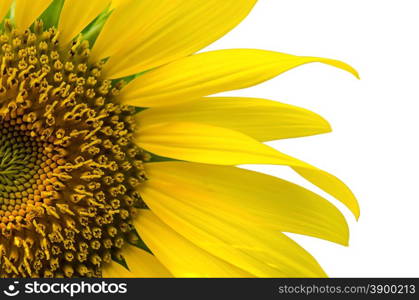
[0, 20, 146, 278]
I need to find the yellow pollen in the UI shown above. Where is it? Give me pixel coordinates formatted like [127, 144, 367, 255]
[0, 20, 147, 278]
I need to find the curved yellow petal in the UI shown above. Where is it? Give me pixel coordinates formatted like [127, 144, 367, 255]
[0, 0, 13, 20]
[102, 261, 135, 278]
[136, 122, 309, 165]
[58, 0, 110, 45]
[138, 188, 326, 277]
[119, 49, 359, 107]
[97, 0, 257, 78]
[14, 0, 52, 29]
[137, 97, 331, 141]
[143, 162, 349, 245]
[136, 122, 359, 218]
[135, 210, 254, 278]
[122, 244, 172, 278]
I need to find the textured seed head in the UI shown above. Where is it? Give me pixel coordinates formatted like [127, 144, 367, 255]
[0, 20, 147, 278]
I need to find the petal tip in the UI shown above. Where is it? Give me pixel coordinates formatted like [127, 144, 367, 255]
[352, 205, 361, 220]
[320, 117, 333, 134]
[306, 56, 359, 79]
[325, 58, 360, 79]
[349, 194, 361, 220]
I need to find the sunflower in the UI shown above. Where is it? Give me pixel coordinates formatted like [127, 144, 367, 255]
[0, 0, 359, 278]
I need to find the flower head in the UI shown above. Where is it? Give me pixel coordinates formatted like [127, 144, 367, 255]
[0, 0, 359, 278]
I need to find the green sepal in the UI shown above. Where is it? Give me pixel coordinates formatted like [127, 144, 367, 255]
[0, 1, 14, 31]
[81, 6, 112, 46]
[38, 0, 64, 29]
[128, 227, 152, 254]
[134, 106, 147, 113]
[146, 152, 180, 163]
[111, 256, 129, 270]
[112, 70, 150, 88]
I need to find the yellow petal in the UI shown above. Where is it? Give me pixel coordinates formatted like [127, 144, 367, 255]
[58, 0, 110, 45]
[138, 187, 326, 277]
[14, 0, 52, 29]
[0, 0, 13, 20]
[102, 261, 135, 278]
[135, 210, 254, 278]
[97, 0, 257, 78]
[91, 0, 178, 62]
[136, 122, 359, 218]
[137, 97, 331, 141]
[109, 0, 129, 10]
[122, 244, 172, 278]
[119, 49, 359, 107]
[143, 162, 349, 245]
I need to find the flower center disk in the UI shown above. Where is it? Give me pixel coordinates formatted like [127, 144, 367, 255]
[0, 20, 146, 278]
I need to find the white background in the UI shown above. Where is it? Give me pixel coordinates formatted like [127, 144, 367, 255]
[204, 0, 419, 277]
